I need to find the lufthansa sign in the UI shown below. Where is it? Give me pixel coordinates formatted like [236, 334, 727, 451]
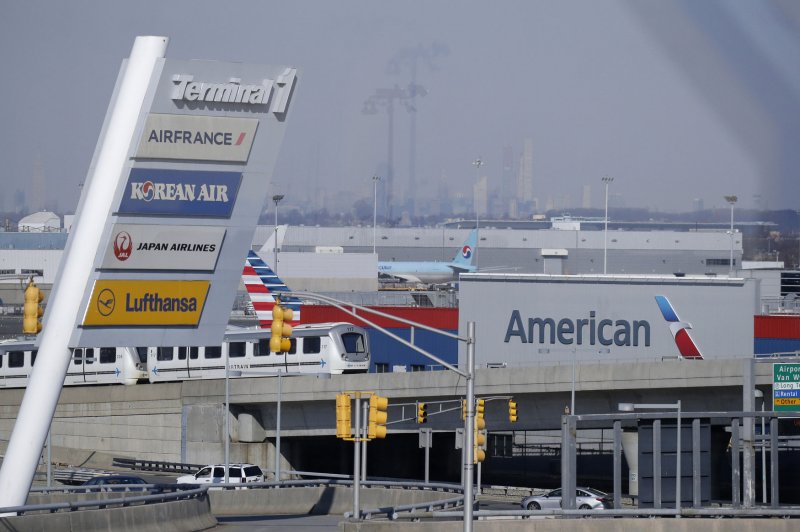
[118, 168, 241, 218]
[136, 114, 258, 162]
[101, 224, 225, 271]
[83, 280, 209, 326]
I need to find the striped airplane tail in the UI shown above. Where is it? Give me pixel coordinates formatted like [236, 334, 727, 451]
[242, 250, 301, 328]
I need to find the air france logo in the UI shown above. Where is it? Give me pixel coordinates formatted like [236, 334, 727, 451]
[462, 245, 473, 259]
[113, 231, 133, 261]
[147, 129, 247, 146]
[654, 295, 703, 359]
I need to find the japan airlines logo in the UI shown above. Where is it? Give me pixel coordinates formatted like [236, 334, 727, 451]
[654, 295, 703, 359]
[462, 245, 473, 259]
[113, 231, 133, 261]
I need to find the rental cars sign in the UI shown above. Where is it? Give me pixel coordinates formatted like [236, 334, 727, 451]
[70, 56, 298, 348]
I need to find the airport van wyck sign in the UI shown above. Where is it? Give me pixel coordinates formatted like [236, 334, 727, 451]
[773, 363, 800, 411]
[83, 280, 209, 326]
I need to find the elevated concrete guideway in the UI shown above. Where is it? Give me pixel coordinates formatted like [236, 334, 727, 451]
[0, 357, 771, 469]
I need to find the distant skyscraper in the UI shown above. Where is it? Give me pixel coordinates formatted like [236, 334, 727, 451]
[501, 145, 514, 204]
[474, 176, 488, 218]
[31, 157, 45, 213]
[582, 185, 591, 209]
[692, 198, 704, 212]
[517, 138, 534, 203]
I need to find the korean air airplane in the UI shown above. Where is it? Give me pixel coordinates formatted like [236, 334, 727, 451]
[377, 229, 478, 284]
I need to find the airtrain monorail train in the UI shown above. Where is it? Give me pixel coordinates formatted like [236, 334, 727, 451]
[0, 322, 370, 388]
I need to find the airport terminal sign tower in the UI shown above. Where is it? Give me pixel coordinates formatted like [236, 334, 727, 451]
[0, 36, 297, 506]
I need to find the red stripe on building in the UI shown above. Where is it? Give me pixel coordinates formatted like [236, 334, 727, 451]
[299, 306, 458, 329]
[754, 315, 800, 339]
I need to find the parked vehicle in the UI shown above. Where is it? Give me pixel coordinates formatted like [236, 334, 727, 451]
[176, 464, 264, 485]
[82, 475, 148, 490]
[521, 487, 612, 510]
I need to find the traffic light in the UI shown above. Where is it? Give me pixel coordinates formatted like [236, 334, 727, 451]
[335, 393, 352, 439]
[417, 402, 427, 424]
[508, 399, 518, 423]
[269, 297, 294, 353]
[475, 398, 485, 421]
[368, 394, 389, 439]
[474, 412, 487, 463]
[461, 399, 467, 421]
[23, 280, 44, 334]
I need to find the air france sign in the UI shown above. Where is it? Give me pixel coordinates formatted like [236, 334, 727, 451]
[136, 114, 258, 162]
[101, 224, 225, 271]
[118, 168, 241, 217]
[83, 280, 209, 326]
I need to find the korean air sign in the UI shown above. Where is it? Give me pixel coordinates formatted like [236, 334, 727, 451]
[118, 168, 241, 217]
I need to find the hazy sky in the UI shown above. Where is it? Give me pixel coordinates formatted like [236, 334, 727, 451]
[2, 1, 799, 216]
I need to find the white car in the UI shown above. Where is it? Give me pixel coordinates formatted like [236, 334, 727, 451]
[176, 463, 264, 485]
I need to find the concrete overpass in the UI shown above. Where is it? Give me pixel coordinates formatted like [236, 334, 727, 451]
[0, 357, 772, 478]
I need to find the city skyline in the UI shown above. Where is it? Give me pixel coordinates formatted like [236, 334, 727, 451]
[3, 2, 799, 216]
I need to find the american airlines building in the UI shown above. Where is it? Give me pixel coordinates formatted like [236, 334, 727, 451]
[458, 273, 758, 367]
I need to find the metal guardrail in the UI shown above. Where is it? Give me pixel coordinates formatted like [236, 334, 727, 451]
[112, 457, 205, 474]
[0, 485, 206, 516]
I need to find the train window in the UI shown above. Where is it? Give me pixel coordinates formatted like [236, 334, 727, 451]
[135, 347, 148, 363]
[190, 347, 199, 360]
[204, 346, 222, 359]
[157, 347, 174, 361]
[31, 350, 37, 366]
[341, 333, 366, 353]
[178, 347, 187, 360]
[99, 347, 116, 364]
[303, 337, 321, 354]
[0, 353, 3, 368]
[287, 339, 297, 355]
[85, 348, 95, 365]
[229, 342, 246, 358]
[8, 351, 25, 368]
[72, 348, 82, 365]
[254, 338, 269, 356]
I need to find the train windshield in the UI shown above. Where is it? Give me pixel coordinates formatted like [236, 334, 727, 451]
[341, 332, 366, 354]
[135, 347, 148, 363]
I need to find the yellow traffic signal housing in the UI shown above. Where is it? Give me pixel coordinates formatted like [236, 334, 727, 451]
[474, 416, 487, 464]
[417, 402, 427, 424]
[508, 399, 518, 423]
[335, 393, 352, 439]
[461, 399, 467, 421]
[269, 298, 294, 353]
[22, 280, 44, 334]
[368, 394, 389, 439]
[475, 398, 485, 420]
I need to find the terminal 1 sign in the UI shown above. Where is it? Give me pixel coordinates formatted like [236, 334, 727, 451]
[71, 55, 297, 348]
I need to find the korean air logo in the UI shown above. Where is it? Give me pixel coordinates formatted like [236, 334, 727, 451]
[462, 245, 473, 259]
[654, 295, 702, 359]
[139, 181, 156, 202]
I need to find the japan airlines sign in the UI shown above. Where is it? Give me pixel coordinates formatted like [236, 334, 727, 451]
[101, 224, 225, 271]
[136, 114, 258, 162]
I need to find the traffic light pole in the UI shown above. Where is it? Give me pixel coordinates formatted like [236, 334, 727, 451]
[353, 395, 361, 520]
[286, 291, 476, 531]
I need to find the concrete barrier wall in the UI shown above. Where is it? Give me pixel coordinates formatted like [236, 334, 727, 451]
[209, 486, 455, 516]
[0, 496, 216, 532]
[340, 519, 800, 532]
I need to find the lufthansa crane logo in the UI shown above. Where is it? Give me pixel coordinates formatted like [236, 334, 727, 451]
[96, 288, 116, 317]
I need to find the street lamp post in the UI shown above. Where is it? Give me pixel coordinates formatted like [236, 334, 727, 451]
[602, 176, 614, 274]
[619, 402, 682, 513]
[284, 290, 477, 532]
[372, 176, 381, 255]
[272, 194, 284, 274]
[724, 195, 738, 277]
[472, 158, 484, 269]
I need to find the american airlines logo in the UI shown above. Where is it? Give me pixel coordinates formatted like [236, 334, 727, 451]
[654, 295, 703, 359]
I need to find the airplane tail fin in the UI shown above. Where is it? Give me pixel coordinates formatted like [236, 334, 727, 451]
[242, 250, 301, 328]
[451, 229, 478, 270]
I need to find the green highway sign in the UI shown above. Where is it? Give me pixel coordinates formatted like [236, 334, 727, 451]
[773, 363, 800, 412]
